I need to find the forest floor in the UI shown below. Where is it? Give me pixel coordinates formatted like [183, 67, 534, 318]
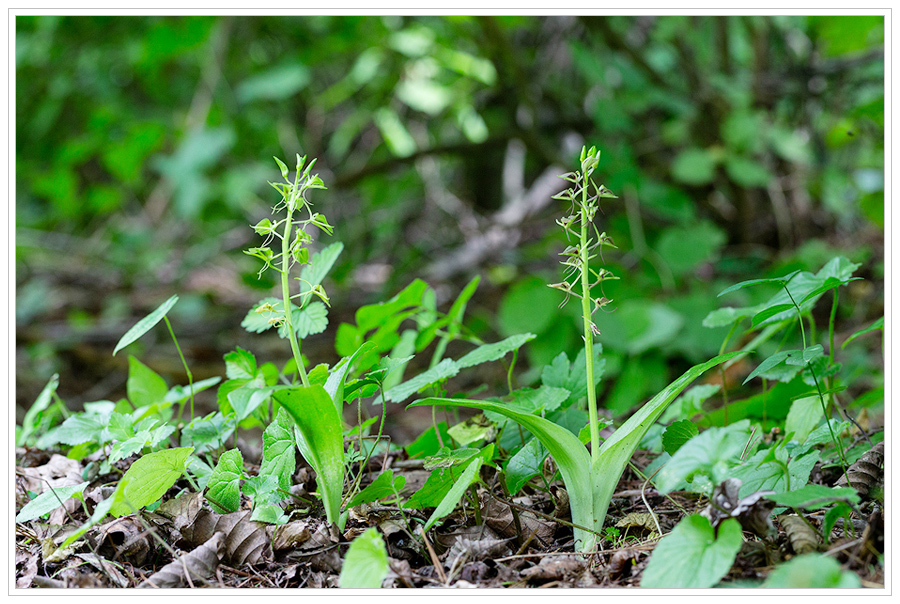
[14, 443, 885, 590]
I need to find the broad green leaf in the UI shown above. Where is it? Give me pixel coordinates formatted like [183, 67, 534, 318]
[251, 503, 289, 525]
[16, 482, 88, 523]
[717, 271, 801, 297]
[504, 437, 547, 495]
[798, 276, 858, 306]
[355, 279, 428, 333]
[750, 303, 795, 328]
[339, 527, 389, 588]
[454, 333, 536, 369]
[36, 406, 113, 448]
[324, 342, 376, 411]
[655, 221, 726, 276]
[274, 386, 344, 526]
[541, 344, 604, 406]
[655, 421, 750, 495]
[19, 373, 59, 447]
[259, 408, 296, 492]
[423, 445, 493, 532]
[640, 516, 742, 588]
[785, 396, 824, 443]
[762, 553, 861, 588]
[499, 276, 559, 337]
[660, 384, 720, 424]
[113, 295, 178, 356]
[227, 386, 271, 423]
[127, 356, 168, 408]
[346, 470, 405, 508]
[106, 411, 136, 441]
[110, 447, 193, 517]
[842, 316, 883, 349]
[765, 484, 859, 511]
[423, 447, 479, 471]
[206, 448, 243, 513]
[743, 350, 794, 384]
[384, 358, 460, 403]
[448, 417, 494, 446]
[661, 420, 699, 456]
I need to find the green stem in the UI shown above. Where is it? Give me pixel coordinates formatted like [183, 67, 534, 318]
[281, 207, 310, 387]
[165, 316, 195, 422]
[828, 288, 838, 366]
[580, 179, 600, 465]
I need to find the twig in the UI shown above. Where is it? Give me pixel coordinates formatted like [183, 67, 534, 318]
[640, 466, 664, 536]
[418, 525, 448, 585]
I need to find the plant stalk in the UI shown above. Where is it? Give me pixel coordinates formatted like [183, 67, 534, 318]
[580, 179, 600, 465]
[281, 205, 310, 387]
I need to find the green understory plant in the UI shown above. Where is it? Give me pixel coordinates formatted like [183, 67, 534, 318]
[412, 146, 742, 551]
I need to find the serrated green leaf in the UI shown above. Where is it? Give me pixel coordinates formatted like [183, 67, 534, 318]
[16, 482, 89, 523]
[294, 301, 328, 338]
[113, 295, 178, 356]
[454, 333, 536, 369]
[206, 449, 243, 513]
[259, 408, 296, 492]
[110, 447, 193, 517]
[641, 516, 742, 588]
[339, 527, 389, 588]
[224, 347, 258, 380]
[655, 421, 751, 495]
[661, 420, 699, 456]
[227, 386, 271, 423]
[731, 447, 819, 497]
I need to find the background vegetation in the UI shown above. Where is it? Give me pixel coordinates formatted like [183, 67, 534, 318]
[16, 14, 884, 438]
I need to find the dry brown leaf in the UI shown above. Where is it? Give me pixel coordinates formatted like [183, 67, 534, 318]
[835, 441, 884, 499]
[178, 508, 271, 566]
[138, 532, 225, 589]
[97, 516, 152, 566]
[521, 555, 586, 582]
[269, 519, 313, 550]
[778, 514, 819, 555]
[18, 454, 84, 494]
[615, 513, 657, 532]
[484, 496, 555, 547]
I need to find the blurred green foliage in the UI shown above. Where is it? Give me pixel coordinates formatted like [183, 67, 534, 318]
[16, 15, 883, 419]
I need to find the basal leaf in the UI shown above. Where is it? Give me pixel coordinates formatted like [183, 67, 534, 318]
[110, 447, 193, 517]
[339, 527, 389, 589]
[640, 516, 742, 588]
[16, 482, 88, 523]
[205, 448, 243, 513]
[274, 386, 344, 526]
[113, 295, 178, 356]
